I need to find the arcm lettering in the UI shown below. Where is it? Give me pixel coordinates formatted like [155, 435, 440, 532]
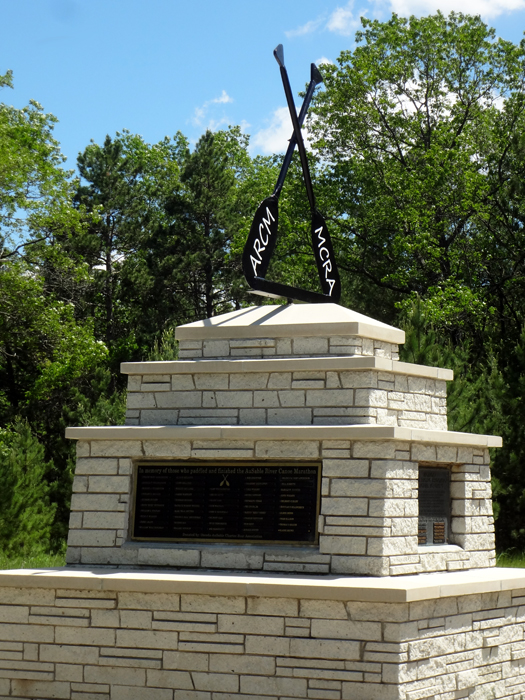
[250, 207, 275, 275]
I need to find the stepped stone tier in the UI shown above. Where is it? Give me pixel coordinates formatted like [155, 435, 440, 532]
[0, 302, 523, 700]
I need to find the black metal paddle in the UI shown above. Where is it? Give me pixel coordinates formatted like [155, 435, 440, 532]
[242, 62, 322, 289]
[274, 44, 341, 301]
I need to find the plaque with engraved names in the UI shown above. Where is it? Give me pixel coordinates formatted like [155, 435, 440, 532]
[132, 462, 321, 545]
[418, 466, 450, 545]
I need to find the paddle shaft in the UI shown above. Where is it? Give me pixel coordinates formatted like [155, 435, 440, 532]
[274, 66, 320, 198]
[278, 64, 316, 212]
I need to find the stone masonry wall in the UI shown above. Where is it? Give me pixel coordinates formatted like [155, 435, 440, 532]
[66, 438, 495, 577]
[125, 370, 448, 430]
[0, 581, 523, 700]
[177, 336, 399, 360]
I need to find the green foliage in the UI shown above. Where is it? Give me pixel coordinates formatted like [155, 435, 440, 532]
[0, 549, 65, 570]
[0, 420, 57, 554]
[0, 71, 83, 258]
[147, 327, 179, 361]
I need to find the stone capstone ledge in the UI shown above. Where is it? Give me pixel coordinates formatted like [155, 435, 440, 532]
[174, 303, 406, 344]
[0, 567, 523, 602]
[121, 356, 454, 380]
[65, 424, 502, 448]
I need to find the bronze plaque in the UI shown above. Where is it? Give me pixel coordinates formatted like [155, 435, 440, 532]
[132, 462, 321, 545]
[418, 466, 450, 545]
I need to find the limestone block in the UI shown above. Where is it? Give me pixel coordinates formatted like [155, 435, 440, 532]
[191, 447, 253, 459]
[331, 478, 386, 498]
[268, 372, 292, 389]
[75, 458, 119, 477]
[140, 409, 179, 425]
[67, 529, 116, 547]
[172, 375, 196, 390]
[215, 391, 252, 408]
[70, 493, 121, 511]
[275, 338, 292, 355]
[321, 498, 368, 516]
[323, 459, 369, 478]
[201, 550, 263, 570]
[370, 460, 417, 479]
[244, 634, 290, 656]
[230, 373, 269, 389]
[253, 390, 279, 407]
[116, 628, 179, 650]
[179, 340, 202, 350]
[114, 686, 172, 700]
[410, 444, 437, 462]
[181, 595, 245, 614]
[156, 391, 202, 409]
[194, 374, 228, 390]
[319, 535, 367, 555]
[355, 389, 388, 407]
[278, 390, 306, 407]
[391, 519, 417, 537]
[407, 376, 427, 394]
[127, 393, 157, 409]
[72, 475, 88, 492]
[218, 613, 284, 636]
[293, 337, 328, 355]
[91, 441, 143, 457]
[127, 375, 142, 391]
[353, 441, 397, 459]
[209, 652, 275, 675]
[267, 408, 312, 425]
[239, 408, 266, 424]
[83, 512, 126, 530]
[255, 440, 319, 459]
[202, 340, 229, 357]
[143, 441, 191, 457]
[367, 536, 417, 556]
[241, 675, 307, 696]
[88, 476, 129, 493]
[140, 383, 171, 393]
[340, 371, 377, 389]
[307, 389, 354, 407]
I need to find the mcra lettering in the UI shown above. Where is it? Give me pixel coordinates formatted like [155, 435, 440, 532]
[250, 206, 275, 275]
[315, 225, 336, 295]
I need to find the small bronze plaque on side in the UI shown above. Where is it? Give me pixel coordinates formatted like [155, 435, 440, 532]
[132, 462, 321, 545]
[418, 466, 451, 546]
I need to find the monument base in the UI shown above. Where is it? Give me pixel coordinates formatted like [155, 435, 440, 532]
[0, 567, 523, 699]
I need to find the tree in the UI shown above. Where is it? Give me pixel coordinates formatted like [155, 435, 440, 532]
[0, 71, 82, 259]
[310, 13, 525, 317]
[0, 420, 56, 555]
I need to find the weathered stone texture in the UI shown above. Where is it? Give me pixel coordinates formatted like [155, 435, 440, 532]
[0, 582, 523, 699]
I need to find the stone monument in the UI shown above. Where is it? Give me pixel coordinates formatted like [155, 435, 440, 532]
[0, 44, 523, 700]
[0, 301, 523, 700]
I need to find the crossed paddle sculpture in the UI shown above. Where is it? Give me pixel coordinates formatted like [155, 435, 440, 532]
[242, 44, 341, 304]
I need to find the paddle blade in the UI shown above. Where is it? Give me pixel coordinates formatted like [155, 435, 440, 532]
[242, 197, 279, 285]
[274, 44, 284, 67]
[311, 211, 341, 302]
[311, 63, 323, 85]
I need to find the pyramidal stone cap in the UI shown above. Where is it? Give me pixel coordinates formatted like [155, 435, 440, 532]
[175, 303, 405, 344]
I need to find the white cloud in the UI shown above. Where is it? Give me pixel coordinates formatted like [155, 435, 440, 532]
[211, 90, 233, 105]
[381, 0, 525, 19]
[326, 1, 363, 35]
[285, 17, 324, 38]
[316, 56, 334, 66]
[192, 90, 234, 126]
[250, 107, 292, 155]
[250, 107, 313, 156]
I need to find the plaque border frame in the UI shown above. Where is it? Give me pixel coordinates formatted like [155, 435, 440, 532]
[130, 460, 322, 547]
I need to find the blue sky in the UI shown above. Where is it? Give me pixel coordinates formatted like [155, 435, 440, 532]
[2, 0, 525, 167]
